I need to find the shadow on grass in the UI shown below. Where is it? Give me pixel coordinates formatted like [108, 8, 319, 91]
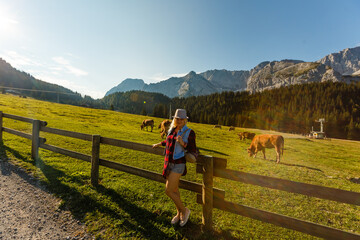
[0, 141, 31, 176]
[279, 162, 323, 172]
[0, 142, 11, 176]
[0, 141, 30, 162]
[0, 141, 48, 191]
[266, 158, 323, 172]
[0, 143, 238, 239]
[349, 177, 360, 184]
[198, 147, 229, 156]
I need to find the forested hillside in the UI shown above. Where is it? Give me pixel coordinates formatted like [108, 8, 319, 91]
[0, 58, 83, 105]
[171, 81, 360, 140]
[101, 91, 170, 116]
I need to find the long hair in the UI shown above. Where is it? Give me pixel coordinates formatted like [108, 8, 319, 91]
[167, 119, 188, 135]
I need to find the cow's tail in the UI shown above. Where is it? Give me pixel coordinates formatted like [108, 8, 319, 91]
[281, 136, 284, 156]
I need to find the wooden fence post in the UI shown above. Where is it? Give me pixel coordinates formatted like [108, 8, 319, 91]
[91, 135, 100, 186]
[0, 111, 3, 142]
[31, 120, 40, 159]
[202, 155, 214, 231]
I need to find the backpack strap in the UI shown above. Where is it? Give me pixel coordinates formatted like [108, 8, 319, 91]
[179, 128, 191, 151]
[181, 128, 190, 138]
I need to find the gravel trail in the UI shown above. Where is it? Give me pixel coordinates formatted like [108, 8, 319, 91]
[0, 159, 93, 240]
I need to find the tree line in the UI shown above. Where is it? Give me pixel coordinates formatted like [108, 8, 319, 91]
[170, 82, 360, 140]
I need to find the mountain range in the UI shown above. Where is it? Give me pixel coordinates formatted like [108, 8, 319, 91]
[1, 46, 360, 101]
[106, 46, 360, 98]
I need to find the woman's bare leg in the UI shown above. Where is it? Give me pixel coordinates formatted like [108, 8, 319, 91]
[166, 172, 186, 217]
[173, 187, 182, 216]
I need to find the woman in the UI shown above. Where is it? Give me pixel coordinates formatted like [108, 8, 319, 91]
[152, 109, 197, 227]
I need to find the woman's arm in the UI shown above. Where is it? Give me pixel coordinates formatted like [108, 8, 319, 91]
[152, 143, 161, 148]
[152, 140, 166, 148]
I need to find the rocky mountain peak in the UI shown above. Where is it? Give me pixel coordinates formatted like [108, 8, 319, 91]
[105, 78, 145, 96]
[247, 60, 342, 93]
[200, 69, 250, 91]
[184, 71, 197, 79]
[317, 46, 360, 75]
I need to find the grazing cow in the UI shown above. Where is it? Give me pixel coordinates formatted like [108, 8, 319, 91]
[238, 132, 255, 140]
[214, 125, 222, 129]
[238, 132, 246, 140]
[247, 134, 284, 163]
[245, 132, 256, 140]
[228, 126, 235, 131]
[159, 119, 172, 138]
[140, 119, 154, 132]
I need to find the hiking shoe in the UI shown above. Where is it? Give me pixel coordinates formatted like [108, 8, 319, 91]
[171, 215, 180, 225]
[179, 208, 190, 227]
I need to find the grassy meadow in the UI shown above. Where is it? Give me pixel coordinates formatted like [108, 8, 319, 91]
[1, 93, 360, 239]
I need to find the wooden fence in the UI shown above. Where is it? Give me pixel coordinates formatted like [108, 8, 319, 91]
[1, 111, 360, 239]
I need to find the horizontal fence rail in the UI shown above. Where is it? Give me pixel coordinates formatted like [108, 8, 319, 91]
[211, 168, 360, 206]
[40, 126, 92, 141]
[40, 143, 91, 162]
[3, 113, 35, 124]
[3, 113, 47, 126]
[196, 195, 360, 240]
[2, 127, 46, 144]
[99, 158, 225, 199]
[100, 136, 227, 169]
[37, 128, 227, 168]
[100, 136, 165, 156]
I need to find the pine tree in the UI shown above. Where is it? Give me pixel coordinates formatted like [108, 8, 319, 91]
[347, 117, 356, 140]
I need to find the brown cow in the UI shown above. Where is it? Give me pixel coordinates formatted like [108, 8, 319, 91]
[247, 134, 284, 163]
[159, 119, 172, 138]
[228, 126, 235, 131]
[238, 132, 245, 140]
[245, 132, 256, 140]
[214, 125, 222, 129]
[140, 119, 154, 132]
[238, 132, 256, 140]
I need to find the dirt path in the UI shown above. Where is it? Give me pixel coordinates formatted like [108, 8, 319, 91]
[0, 159, 93, 240]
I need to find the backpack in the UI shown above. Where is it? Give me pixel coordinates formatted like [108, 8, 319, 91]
[180, 129, 199, 163]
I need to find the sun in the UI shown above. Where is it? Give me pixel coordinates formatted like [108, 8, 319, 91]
[0, 3, 19, 37]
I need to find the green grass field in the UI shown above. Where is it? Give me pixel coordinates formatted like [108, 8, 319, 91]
[1, 93, 360, 239]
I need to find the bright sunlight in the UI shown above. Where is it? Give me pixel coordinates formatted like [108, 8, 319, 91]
[0, 3, 19, 37]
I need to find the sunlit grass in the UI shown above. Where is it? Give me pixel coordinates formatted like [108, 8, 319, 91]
[1, 93, 360, 239]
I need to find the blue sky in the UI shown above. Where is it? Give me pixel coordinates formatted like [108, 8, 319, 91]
[0, 0, 359, 99]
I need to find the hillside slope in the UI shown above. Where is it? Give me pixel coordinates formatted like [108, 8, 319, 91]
[0, 58, 82, 103]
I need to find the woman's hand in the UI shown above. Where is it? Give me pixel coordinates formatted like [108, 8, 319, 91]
[152, 143, 162, 148]
[176, 136, 185, 146]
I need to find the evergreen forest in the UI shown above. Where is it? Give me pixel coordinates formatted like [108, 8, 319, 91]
[170, 82, 360, 140]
